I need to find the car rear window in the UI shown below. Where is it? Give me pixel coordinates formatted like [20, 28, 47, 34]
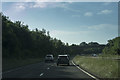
[59, 56, 68, 59]
[46, 56, 52, 57]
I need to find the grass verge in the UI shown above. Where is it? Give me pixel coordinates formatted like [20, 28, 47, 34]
[73, 55, 119, 78]
[2, 58, 43, 72]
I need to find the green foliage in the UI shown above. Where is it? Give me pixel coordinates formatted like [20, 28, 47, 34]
[88, 42, 99, 46]
[69, 42, 105, 55]
[2, 14, 67, 59]
[79, 42, 87, 46]
[103, 37, 120, 55]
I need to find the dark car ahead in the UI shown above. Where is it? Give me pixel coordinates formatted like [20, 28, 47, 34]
[57, 55, 70, 66]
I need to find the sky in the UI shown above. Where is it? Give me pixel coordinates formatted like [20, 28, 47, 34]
[2, 2, 118, 45]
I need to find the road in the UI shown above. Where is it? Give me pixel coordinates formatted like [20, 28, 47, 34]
[2, 60, 96, 80]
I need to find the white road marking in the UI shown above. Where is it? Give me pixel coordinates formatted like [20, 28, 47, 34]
[40, 73, 44, 76]
[51, 65, 54, 66]
[0, 72, 2, 79]
[72, 61, 99, 80]
[0, 72, 2, 75]
[47, 67, 50, 70]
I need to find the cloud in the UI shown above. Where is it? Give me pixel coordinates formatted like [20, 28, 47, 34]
[50, 30, 95, 44]
[84, 12, 93, 16]
[10, 2, 66, 10]
[63, 7, 81, 12]
[29, 0, 66, 9]
[88, 24, 117, 30]
[24, 0, 54, 2]
[24, 2, 81, 13]
[50, 30, 78, 36]
[3, 0, 120, 2]
[50, 30, 91, 37]
[9, 2, 81, 13]
[31, 2, 47, 8]
[18, 2, 68, 9]
[12, 3, 26, 12]
[29, 0, 65, 2]
[97, 9, 112, 14]
[50, 24, 117, 38]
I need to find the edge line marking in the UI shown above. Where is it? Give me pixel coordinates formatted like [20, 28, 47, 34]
[72, 61, 99, 80]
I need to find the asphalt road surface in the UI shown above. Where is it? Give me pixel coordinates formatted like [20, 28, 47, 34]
[2, 60, 95, 79]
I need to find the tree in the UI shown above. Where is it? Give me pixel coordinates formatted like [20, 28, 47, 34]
[80, 42, 87, 46]
[88, 42, 99, 46]
[102, 37, 120, 55]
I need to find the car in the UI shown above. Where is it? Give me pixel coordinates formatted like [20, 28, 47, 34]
[57, 55, 70, 66]
[92, 54, 97, 57]
[45, 54, 54, 62]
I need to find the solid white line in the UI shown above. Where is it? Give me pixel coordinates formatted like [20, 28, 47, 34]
[0, 72, 2, 75]
[72, 61, 99, 80]
[40, 73, 44, 76]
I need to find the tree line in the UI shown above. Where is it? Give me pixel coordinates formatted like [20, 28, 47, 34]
[2, 13, 119, 59]
[103, 37, 120, 55]
[2, 13, 70, 59]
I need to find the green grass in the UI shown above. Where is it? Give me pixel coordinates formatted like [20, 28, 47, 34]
[73, 55, 119, 78]
[98, 54, 120, 58]
[3, 58, 43, 72]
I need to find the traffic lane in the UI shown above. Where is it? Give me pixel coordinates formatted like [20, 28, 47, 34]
[41, 61, 93, 79]
[2, 62, 51, 78]
[3, 61, 93, 79]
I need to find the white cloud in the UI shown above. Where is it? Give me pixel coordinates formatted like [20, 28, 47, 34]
[11, 2, 66, 10]
[88, 24, 117, 30]
[10, 2, 80, 13]
[50, 30, 95, 45]
[32, 2, 47, 8]
[17, 5, 25, 10]
[28, 2, 81, 13]
[2, 0, 120, 2]
[50, 30, 78, 36]
[50, 24, 117, 38]
[97, 9, 112, 14]
[49, 23, 117, 44]
[63, 7, 81, 12]
[50, 30, 91, 37]
[13, 3, 26, 12]
[84, 12, 93, 16]
[50, 30, 88, 36]
[26, 2, 68, 9]
[24, 0, 53, 2]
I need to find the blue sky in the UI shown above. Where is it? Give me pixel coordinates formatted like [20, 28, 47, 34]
[2, 2, 118, 45]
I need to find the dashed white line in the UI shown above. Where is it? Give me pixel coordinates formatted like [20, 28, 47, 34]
[72, 61, 99, 80]
[40, 73, 44, 76]
[47, 67, 50, 70]
[51, 65, 54, 66]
